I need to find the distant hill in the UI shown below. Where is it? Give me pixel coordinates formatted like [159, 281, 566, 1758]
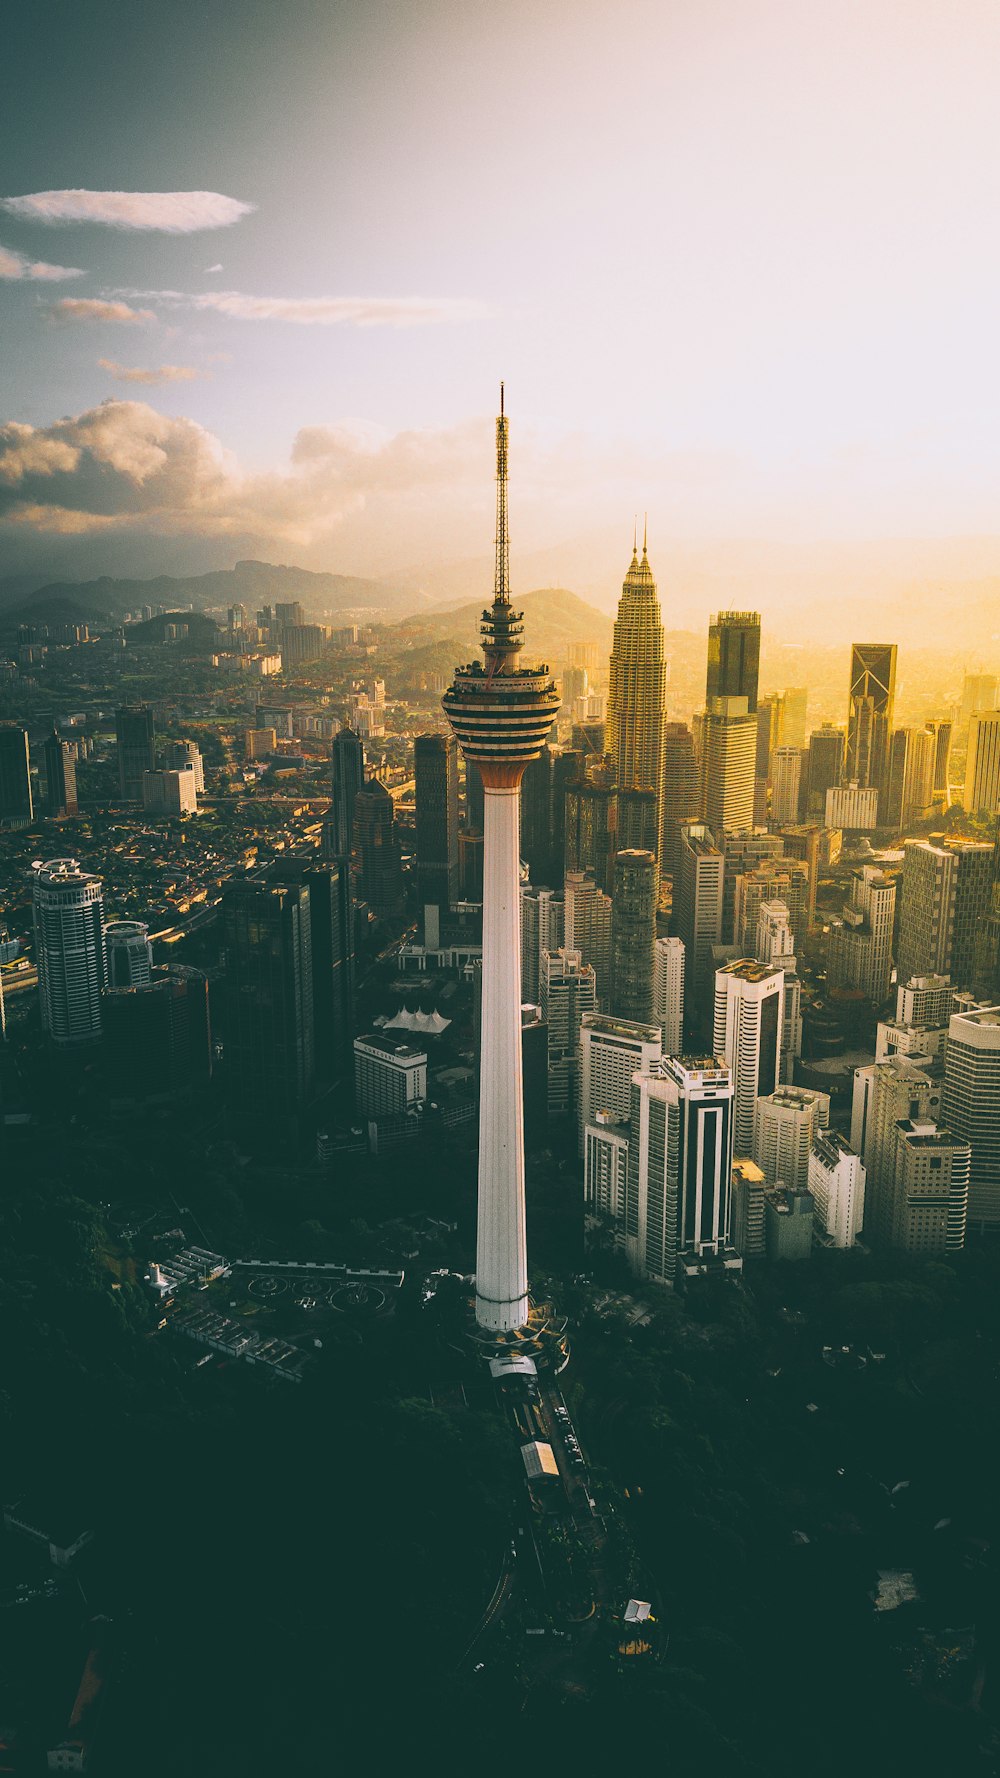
[0, 558, 432, 629]
[127, 611, 221, 648]
[392, 586, 613, 664]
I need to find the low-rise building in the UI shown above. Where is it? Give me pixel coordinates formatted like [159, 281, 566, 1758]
[764, 1186, 814, 1260]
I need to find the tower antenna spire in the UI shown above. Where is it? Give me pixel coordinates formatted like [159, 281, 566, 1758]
[494, 382, 509, 605]
[643, 511, 648, 554]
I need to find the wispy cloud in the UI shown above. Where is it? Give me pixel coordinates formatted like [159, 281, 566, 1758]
[2, 190, 254, 232]
[204, 263, 223, 274]
[98, 359, 205, 385]
[120, 288, 490, 327]
[49, 298, 155, 325]
[0, 243, 84, 282]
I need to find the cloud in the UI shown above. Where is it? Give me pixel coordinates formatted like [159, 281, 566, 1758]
[2, 190, 254, 232]
[204, 263, 223, 274]
[0, 243, 84, 281]
[122, 287, 490, 327]
[98, 359, 205, 385]
[0, 399, 486, 546]
[48, 298, 155, 326]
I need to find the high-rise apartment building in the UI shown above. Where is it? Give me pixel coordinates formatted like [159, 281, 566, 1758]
[414, 731, 460, 929]
[846, 643, 897, 813]
[827, 866, 896, 1004]
[897, 839, 993, 990]
[882, 1120, 970, 1254]
[660, 723, 702, 881]
[354, 776, 404, 918]
[142, 768, 198, 816]
[274, 600, 305, 628]
[105, 920, 153, 989]
[825, 782, 879, 830]
[102, 966, 212, 1098]
[974, 835, 1000, 1003]
[776, 825, 831, 929]
[520, 744, 581, 886]
[961, 672, 998, 725]
[653, 936, 685, 1053]
[783, 689, 809, 749]
[706, 612, 760, 712]
[540, 946, 597, 1115]
[623, 1056, 738, 1285]
[564, 869, 613, 1008]
[246, 726, 277, 763]
[584, 1111, 630, 1232]
[578, 1010, 662, 1155]
[943, 1004, 1000, 1228]
[806, 724, 846, 820]
[896, 972, 955, 1028]
[754, 900, 802, 1081]
[713, 959, 784, 1155]
[885, 726, 935, 830]
[770, 747, 804, 824]
[520, 885, 565, 1002]
[721, 830, 785, 942]
[851, 1055, 942, 1243]
[353, 1032, 427, 1118]
[564, 761, 617, 892]
[701, 697, 757, 837]
[42, 730, 78, 818]
[673, 823, 724, 1008]
[925, 720, 952, 802]
[756, 692, 784, 783]
[163, 739, 205, 793]
[298, 858, 354, 1080]
[616, 785, 659, 858]
[752, 1086, 830, 1190]
[32, 858, 106, 1045]
[0, 724, 32, 827]
[221, 871, 315, 1129]
[116, 705, 155, 801]
[606, 534, 666, 867]
[610, 848, 657, 1023]
[329, 725, 365, 860]
[730, 1157, 768, 1257]
[735, 859, 810, 952]
[963, 711, 1000, 817]
[808, 1130, 866, 1248]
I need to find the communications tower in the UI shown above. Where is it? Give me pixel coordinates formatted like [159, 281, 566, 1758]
[442, 391, 560, 1333]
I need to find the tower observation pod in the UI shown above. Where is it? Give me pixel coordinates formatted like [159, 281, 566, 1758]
[442, 391, 560, 1333]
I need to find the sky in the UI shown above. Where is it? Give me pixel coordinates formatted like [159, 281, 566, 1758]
[1, 0, 998, 594]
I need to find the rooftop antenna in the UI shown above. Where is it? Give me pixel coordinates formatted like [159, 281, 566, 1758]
[494, 381, 509, 606]
[643, 512, 648, 554]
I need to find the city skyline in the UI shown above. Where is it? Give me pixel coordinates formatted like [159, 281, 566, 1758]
[4, 6, 1000, 1765]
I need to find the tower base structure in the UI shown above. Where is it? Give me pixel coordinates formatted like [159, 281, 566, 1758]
[422, 1269, 570, 1375]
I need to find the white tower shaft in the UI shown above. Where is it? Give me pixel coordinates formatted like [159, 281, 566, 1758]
[476, 785, 529, 1330]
